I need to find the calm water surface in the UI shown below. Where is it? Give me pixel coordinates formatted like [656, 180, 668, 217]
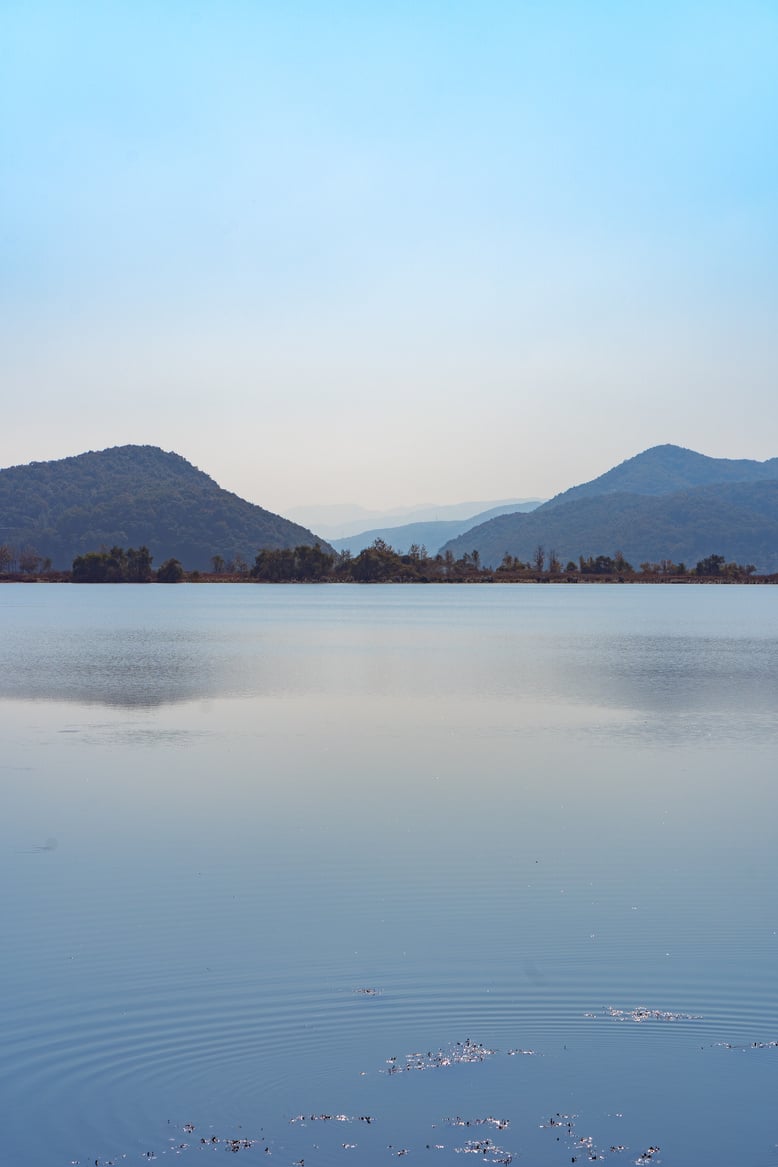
[1, 583, 776, 1166]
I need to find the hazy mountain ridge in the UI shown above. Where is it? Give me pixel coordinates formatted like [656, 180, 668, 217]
[441, 446, 778, 571]
[288, 498, 542, 539]
[6, 442, 778, 576]
[331, 501, 542, 556]
[0, 445, 330, 570]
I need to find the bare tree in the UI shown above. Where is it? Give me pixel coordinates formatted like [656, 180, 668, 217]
[18, 547, 42, 575]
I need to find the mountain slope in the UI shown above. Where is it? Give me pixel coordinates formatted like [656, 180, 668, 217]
[441, 470, 778, 572]
[331, 501, 543, 556]
[0, 445, 330, 570]
[289, 498, 542, 540]
[541, 444, 778, 510]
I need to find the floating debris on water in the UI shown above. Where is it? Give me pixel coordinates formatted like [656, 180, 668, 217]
[635, 1148, 661, 1164]
[69, 1030, 672, 1167]
[385, 1038, 497, 1073]
[73, 1102, 663, 1166]
[714, 1038, 778, 1050]
[353, 987, 381, 996]
[585, 1006, 701, 1023]
[77, 1129, 271, 1163]
[224, 1139, 255, 1154]
[539, 1112, 577, 1131]
[539, 1108, 661, 1164]
[445, 1117, 509, 1132]
[289, 1114, 351, 1124]
[453, 1136, 512, 1162]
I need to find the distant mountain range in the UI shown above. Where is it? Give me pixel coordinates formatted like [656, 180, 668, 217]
[286, 498, 542, 540]
[4, 442, 778, 578]
[441, 445, 778, 572]
[0, 445, 329, 571]
[330, 501, 543, 557]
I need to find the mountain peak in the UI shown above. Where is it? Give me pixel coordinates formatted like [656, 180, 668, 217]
[0, 445, 330, 569]
[542, 445, 778, 510]
[439, 444, 778, 572]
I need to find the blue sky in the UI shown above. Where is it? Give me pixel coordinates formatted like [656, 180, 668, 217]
[2, 0, 776, 512]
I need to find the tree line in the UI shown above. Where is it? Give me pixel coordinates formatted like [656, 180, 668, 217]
[71, 546, 184, 582]
[0, 541, 765, 583]
[246, 542, 760, 583]
[0, 544, 52, 576]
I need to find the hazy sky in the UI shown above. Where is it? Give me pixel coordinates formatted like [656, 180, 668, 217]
[2, 1, 776, 513]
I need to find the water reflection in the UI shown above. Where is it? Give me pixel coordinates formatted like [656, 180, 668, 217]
[0, 586, 776, 751]
[1, 583, 778, 1166]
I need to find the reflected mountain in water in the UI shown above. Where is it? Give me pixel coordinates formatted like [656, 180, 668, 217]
[0, 587, 776, 753]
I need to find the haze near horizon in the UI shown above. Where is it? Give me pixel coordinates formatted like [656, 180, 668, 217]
[2, 1, 776, 514]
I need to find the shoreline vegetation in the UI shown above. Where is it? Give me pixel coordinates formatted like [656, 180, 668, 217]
[0, 542, 776, 584]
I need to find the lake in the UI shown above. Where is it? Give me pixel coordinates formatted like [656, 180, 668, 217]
[1, 582, 776, 1166]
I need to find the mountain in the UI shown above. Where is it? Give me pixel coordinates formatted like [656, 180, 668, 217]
[0, 445, 331, 571]
[287, 498, 542, 540]
[440, 446, 778, 572]
[330, 501, 543, 556]
[542, 444, 778, 510]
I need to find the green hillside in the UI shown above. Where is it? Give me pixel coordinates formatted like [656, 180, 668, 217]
[441, 479, 778, 572]
[543, 444, 778, 509]
[0, 445, 330, 571]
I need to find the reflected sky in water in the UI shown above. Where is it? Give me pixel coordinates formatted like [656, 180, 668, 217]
[1, 583, 776, 744]
[1, 583, 777, 1167]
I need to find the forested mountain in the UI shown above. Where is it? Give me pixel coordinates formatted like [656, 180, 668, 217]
[331, 501, 542, 556]
[542, 444, 778, 510]
[441, 447, 778, 572]
[0, 445, 330, 570]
